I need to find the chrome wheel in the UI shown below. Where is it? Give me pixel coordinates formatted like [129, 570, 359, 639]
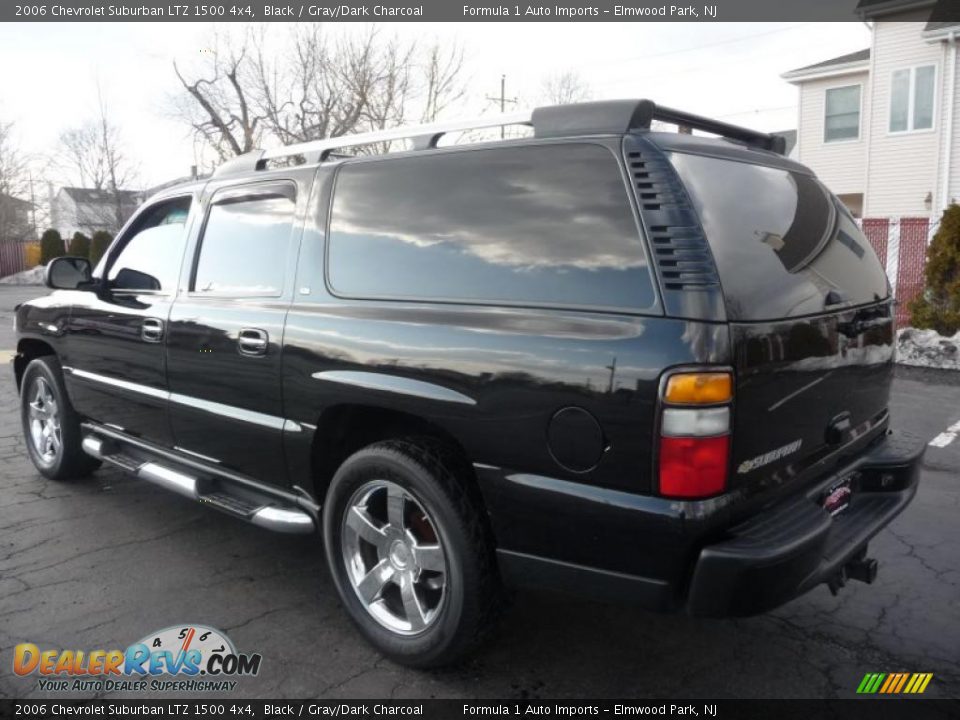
[28, 377, 61, 465]
[341, 480, 447, 635]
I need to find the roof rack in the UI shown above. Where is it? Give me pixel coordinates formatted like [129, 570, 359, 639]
[214, 111, 533, 177]
[213, 99, 784, 178]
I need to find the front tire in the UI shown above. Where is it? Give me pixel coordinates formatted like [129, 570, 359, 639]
[20, 356, 100, 481]
[323, 440, 502, 668]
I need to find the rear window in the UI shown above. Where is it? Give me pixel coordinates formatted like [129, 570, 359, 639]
[327, 143, 657, 311]
[668, 152, 888, 321]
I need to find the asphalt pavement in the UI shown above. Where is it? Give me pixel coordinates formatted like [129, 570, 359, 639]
[0, 285, 957, 700]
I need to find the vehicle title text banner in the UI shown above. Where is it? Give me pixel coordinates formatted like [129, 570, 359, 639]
[4, 0, 959, 23]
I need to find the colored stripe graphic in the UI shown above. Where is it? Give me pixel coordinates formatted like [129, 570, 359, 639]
[858, 672, 933, 694]
[880, 674, 896, 693]
[893, 673, 910, 693]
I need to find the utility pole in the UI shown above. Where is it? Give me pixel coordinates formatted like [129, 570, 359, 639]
[486, 74, 518, 139]
[28, 172, 38, 240]
[606, 356, 617, 394]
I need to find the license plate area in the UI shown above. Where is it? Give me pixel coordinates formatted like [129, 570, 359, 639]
[822, 473, 855, 516]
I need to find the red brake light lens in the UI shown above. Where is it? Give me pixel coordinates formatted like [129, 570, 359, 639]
[658, 435, 729, 498]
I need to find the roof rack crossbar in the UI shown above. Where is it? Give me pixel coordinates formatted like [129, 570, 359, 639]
[645, 104, 786, 154]
[214, 111, 533, 177]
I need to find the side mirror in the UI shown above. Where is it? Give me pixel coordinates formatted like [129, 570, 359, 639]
[45, 256, 94, 290]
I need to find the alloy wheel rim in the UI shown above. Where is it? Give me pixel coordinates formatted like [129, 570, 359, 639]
[28, 377, 61, 464]
[341, 480, 447, 635]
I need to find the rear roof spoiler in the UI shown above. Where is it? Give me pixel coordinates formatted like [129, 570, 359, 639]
[533, 99, 787, 154]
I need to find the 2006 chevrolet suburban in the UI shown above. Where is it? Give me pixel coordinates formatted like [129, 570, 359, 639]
[15, 100, 924, 667]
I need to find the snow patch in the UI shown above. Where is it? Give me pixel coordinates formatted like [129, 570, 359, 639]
[0, 265, 46, 285]
[897, 327, 960, 371]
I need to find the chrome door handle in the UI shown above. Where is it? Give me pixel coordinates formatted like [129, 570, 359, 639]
[238, 328, 268, 356]
[141, 318, 164, 343]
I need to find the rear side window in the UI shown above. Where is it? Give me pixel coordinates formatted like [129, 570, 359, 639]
[668, 152, 888, 321]
[327, 143, 656, 311]
[193, 187, 296, 297]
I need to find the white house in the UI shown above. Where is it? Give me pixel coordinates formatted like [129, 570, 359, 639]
[782, 1, 958, 220]
[50, 187, 142, 239]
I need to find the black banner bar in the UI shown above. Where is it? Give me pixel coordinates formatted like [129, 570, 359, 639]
[2, 0, 959, 23]
[2, 700, 960, 720]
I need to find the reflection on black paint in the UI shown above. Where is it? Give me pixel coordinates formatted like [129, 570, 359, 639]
[328, 143, 656, 310]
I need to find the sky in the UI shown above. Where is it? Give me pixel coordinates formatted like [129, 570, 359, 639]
[0, 21, 871, 189]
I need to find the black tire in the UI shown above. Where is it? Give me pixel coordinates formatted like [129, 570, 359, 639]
[323, 439, 503, 668]
[20, 356, 100, 481]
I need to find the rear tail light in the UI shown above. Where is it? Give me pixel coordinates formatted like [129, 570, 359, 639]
[657, 371, 733, 499]
[664, 372, 732, 405]
[659, 436, 729, 498]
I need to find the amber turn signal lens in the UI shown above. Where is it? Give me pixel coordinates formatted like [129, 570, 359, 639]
[664, 372, 732, 405]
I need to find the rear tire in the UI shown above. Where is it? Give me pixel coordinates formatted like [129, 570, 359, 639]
[323, 439, 503, 668]
[20, 356, 100, 481]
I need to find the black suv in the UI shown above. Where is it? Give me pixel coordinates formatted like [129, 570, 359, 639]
[16, 100, 923, 667]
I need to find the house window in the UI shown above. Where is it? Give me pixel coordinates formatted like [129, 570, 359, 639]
[824, 85, 861, 142]
[890, 65, 936, 133]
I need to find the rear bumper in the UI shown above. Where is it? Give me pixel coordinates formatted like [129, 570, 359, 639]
[488, 429, 924, 615]
[686, 429, 924, 616]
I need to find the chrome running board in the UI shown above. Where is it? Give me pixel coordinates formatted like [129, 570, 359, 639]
[81, 431, 315, 535]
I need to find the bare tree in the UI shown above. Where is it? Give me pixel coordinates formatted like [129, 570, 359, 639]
[61, 123, 108, 189]
[419, 42, 467, 123]
[0, 120, 33, 243]
[58, 89, 139, 234]
[540, 70, 593, 105]
[171, 26, 468, 163]
[172, 28, 264, 162]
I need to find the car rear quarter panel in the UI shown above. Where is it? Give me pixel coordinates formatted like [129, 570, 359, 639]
[280, 166, 733, 581]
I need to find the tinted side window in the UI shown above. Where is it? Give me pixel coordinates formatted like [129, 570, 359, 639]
[668, 152, 888, 321]
[108, 197, 191, 293]
[327, 143, 656, 311]
[194, 190, 295, 296]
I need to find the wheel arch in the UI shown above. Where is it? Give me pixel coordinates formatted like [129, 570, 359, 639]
[15, 338, 56, 391]
[309, 403, 490, 531]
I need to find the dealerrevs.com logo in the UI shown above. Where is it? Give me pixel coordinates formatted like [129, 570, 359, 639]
[13, 624, 262, 693]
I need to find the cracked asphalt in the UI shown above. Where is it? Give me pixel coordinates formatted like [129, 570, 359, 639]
[0, 285, 957, 700]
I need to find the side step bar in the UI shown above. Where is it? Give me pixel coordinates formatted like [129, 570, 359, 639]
[81, 435, 315, 535]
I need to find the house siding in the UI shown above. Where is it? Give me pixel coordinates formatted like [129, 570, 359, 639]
[865, 14, 947, 217]
[947, 41, 960, 209]
[797, 72, 869, 195]
[53, 192, 79, 238]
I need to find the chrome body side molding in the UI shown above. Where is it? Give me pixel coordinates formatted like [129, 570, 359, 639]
[311, 370, 476, 406]
[65, 366, 300, 432]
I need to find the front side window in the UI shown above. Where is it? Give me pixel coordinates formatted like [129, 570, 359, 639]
[824, 85, 861, 142]
[193, 187, 296, 297]
[890, 65, 936, 133]
[327, 143, 656, 311]
[107, 197, 191, 293]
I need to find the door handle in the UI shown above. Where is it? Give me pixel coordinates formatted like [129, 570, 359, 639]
[238, 328, 268, 356]
[141, 318, 164, 343]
